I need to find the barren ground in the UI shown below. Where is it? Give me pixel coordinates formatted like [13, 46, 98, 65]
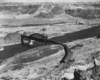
[0, 2, 100, 80]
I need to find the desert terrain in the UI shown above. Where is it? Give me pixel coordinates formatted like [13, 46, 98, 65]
[0, 2, 100, 80]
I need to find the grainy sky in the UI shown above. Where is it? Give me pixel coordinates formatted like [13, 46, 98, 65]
[0, 0, 100, 3]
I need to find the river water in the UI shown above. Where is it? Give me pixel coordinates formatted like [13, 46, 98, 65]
[0, 25, 100, 60]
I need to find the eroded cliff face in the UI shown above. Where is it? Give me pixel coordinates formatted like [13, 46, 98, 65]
[0, 37, 100, 80]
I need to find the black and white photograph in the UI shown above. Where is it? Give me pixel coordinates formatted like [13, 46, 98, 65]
[0, 0, 100, 80]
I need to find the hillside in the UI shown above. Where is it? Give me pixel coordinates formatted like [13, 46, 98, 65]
[0, 2, 100, 80]
[0, 37, 100, 80]
[0, 2, 100, 19]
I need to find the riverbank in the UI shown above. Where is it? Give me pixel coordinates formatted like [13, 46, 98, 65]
[0, 23, 96, 47]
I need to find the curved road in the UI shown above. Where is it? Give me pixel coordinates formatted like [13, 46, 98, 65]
[0, 25, 100, 60]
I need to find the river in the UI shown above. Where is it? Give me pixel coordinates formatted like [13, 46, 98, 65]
[0, 25, 100, 60]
